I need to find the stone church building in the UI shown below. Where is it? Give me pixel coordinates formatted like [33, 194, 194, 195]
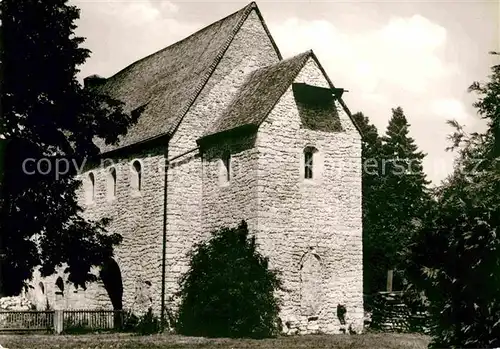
[25, 2, 364, 334]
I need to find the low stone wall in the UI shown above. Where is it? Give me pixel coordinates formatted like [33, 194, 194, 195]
[0, 296, 33, 311]
[0, 296, 39, 331]
[365, 292, 429, 334]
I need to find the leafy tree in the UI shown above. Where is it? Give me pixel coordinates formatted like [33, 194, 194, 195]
[176, 221, 282, 338]
[405, 52, 500, 348]
[0, 0, 138, 295]
[352, 112, 386, 294]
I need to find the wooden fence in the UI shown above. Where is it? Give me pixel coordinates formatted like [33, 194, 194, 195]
[63, 310, 123, 333]
[0, 309, 125, 334]
[0, 311, 54, 332]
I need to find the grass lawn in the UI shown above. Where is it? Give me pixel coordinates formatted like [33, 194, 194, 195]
[0, 332, 429, 349]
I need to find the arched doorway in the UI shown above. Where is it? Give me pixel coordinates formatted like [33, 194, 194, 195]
[100, 258, 123, 310]
[299, 250, 323, 316]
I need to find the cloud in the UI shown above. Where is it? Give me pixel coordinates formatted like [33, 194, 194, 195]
[73, 0, 200, 78]
[270, 15, 456, 95]
[96, 2, 163, 25]
[379, 15, 446, 51]
[93, 1, 180, 25]
[430, 98, 471, 121]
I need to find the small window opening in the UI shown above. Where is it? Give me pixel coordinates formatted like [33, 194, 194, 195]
[88, 172, 95, 202]
[107, 167, 117, 199]
[222, 151, 231, 182]
[55, 277, 64, 295]
[337, 304, 347, 325]
[304, 150, 313, 179]
[132, 160, 142, 191]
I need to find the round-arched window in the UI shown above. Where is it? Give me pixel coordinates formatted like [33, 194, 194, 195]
[107, 167, 117, 200]
[131, 160, 142, 191]
[87, 172, 95, 202]
[55, 277, 64, 294]
[222, 151, 231, 182]
[39, 282, 45, 295]
[303, 146, 318, 180]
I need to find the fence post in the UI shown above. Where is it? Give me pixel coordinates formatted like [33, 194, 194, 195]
[54, 310, 63, 334]
[386, 270, 393, 293]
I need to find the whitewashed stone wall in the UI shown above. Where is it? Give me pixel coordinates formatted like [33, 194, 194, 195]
[25, 8, 280, 317]
[25, 147, 166, 315]
[0, 296, 32, 311]
[198, 58, 362, 335]
[23, 10, 363, 336]
[25, 266, 112, 310]
[164, 9, 280, 311]
[255, 57, 363, 334]
[78, 148, 166, 315]
[201, 134, 259, 232]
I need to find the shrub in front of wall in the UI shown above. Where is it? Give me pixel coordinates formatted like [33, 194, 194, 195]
[176, 220, 282, 338]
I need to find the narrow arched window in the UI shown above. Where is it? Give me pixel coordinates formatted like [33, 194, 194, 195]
[131, 160, 142, 191]
[55, 277, 64, 295]
[304, 149, 314, 179]
[222, 151, 231, 182]
[107, 167, 117, 200]
[88, 172, 95, 202]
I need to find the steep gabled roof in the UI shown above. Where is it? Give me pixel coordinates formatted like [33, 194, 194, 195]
[200, 50, 362, 141]
[94, 2, 281, 153]
[202, 51, 311, 139]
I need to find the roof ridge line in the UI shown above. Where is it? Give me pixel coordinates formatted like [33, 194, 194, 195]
[98, 3, 255, 82]
[251, 3, 283, 61]
[307, 51, 363, 136]
[252, 51, 312, 130]
[166, 2, 258, 137]
[97, 2, 289, 155]
[199, 50, 312, 140]
[97, 3, 256, 156]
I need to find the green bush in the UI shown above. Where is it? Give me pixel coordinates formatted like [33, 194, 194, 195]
[120, 311, 139, 332]
[136, 308, 161, 335]
[176, 220, 282, 338]
[404, 53, 500, 348]
[121, 309, 160, 335]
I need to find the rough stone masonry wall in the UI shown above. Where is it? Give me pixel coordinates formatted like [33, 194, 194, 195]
[25, 267, 112, 311]
[255, 57, 363, 335]
[0, 295, 32, 311]
[76, 148, 166, 315]
[164, 9, 280, 312]
[26, 147, 167, 315]
[23, 9, 280, 317]
[201, 133, 259, 234]
[368, 292, 430, 334]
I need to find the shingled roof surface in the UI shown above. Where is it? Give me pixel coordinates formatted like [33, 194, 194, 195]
[203, 51, 313, 138]
[94, 2, 258, 153]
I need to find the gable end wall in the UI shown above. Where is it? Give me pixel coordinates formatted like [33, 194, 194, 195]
[255, 57, 363, 334]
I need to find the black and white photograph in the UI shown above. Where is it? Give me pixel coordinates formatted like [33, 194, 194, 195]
[0, 0, 497, 348]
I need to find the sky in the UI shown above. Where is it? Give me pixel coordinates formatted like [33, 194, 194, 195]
[73, 0, 499, 185]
